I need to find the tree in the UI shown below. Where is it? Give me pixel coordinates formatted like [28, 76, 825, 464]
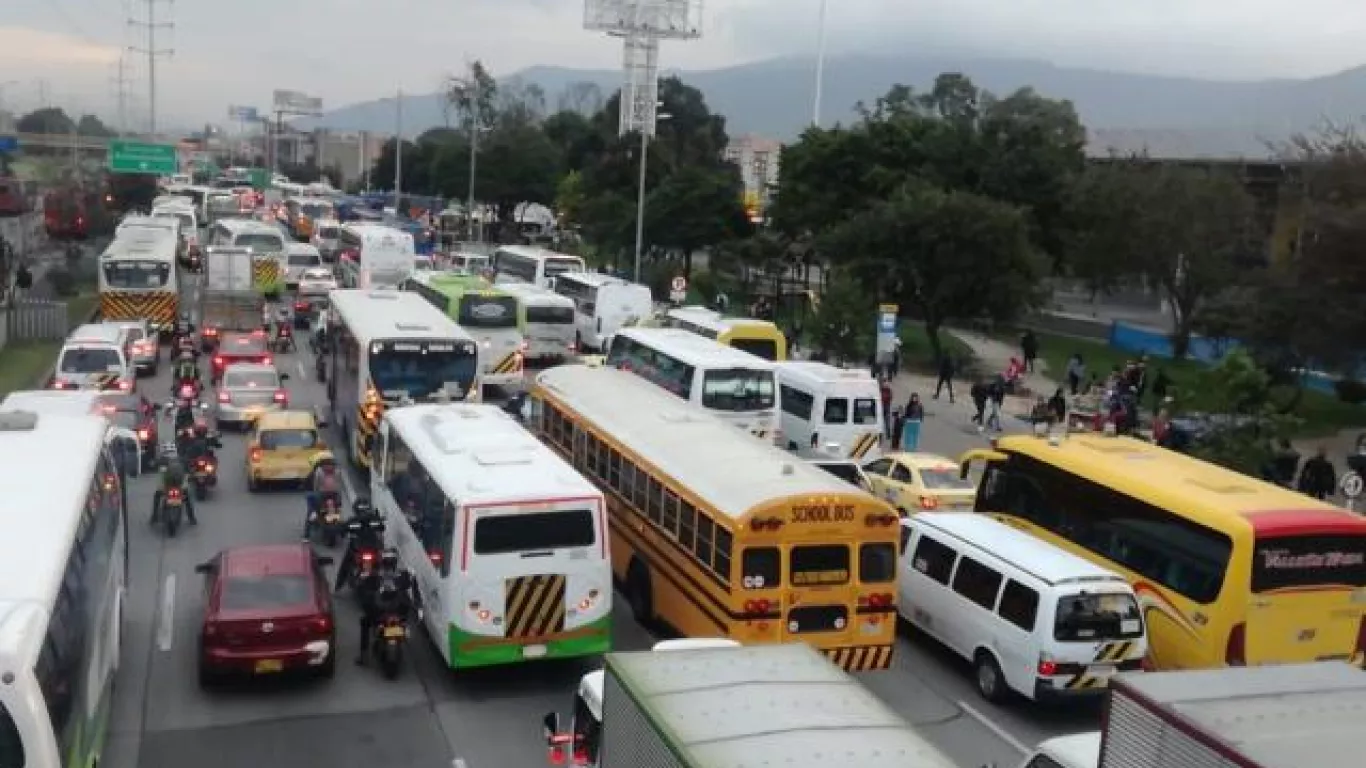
[543, 110, 599, 173]
[473, 118, 560, 229]
[445, 60, 499, 129]
[76, 114, 114, 137]
[820, 181, 1045, 361]
[1066, 159, 1255, 357]
[17, 107, 74, 135]
[1181, 348, 1297, 478]
[806, 269, 873, 364]
[368, 138, 434, 194]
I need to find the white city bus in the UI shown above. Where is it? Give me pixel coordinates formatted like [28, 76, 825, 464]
[491, 245, 584, 289]
[0, 410, 128, 768]
[551, 272, 653, 352]
[327, 289, 480, 472]
[497, 281, 577, 362]
[373, 403, 610, 669]
[97, 228, 181, 336]
[337, 223, 417, 289]
[605, 327, 782, 444]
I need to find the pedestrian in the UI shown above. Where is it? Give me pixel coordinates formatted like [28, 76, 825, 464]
[970, 379, 988, 426]
[985, 376, 1005, 432]
[889, 407, 904, 451]
[902, 393, 925, 451]
[1297, 446, 1337, 501]
[879, 377, 893, 438]
[1152, 407, 1173, 447]
[1065, 353, 1085, 395]
[1048, 387, 1067, 423]
[1021, 330, 1039, 373]
[1133, 355, 1150, 401]
[933, 354, 955, 403]
[1271, 439, 1301, 489]
[1151, 368, 1172, 413]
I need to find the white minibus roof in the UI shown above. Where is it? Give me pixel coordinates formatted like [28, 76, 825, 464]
[908, 513, 1129, 588]
[614, 327, 774, 369]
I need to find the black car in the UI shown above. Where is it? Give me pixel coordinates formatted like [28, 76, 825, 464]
[98, 392, 160, 469]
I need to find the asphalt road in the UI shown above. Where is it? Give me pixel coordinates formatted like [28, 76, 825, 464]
[100, 271, 1099, 768]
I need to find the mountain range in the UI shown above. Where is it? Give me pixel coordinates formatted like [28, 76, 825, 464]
[296, 54, 1366, 159]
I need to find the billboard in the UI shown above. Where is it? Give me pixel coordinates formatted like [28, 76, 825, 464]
[271, 90, 323, 116]
[228, 105, 259, 122]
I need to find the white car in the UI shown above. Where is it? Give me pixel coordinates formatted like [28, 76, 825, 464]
[284, 243, 323, 289]
[296, 267, 337, 298]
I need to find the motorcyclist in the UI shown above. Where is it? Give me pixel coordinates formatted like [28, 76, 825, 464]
[183, 421, 219, 465]
[302, 453, 344, 537]
[172, 350, 200, 394]
[152, 443, 197, 526]
[171, 312, 196, 354]
[354, 548, 420, 666]
[311, 322, 328, 355]
[170, 397, 197, 435]
[333, 497, 385, 592]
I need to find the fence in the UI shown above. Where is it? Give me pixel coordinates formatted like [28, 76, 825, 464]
[0, 299, 70, 347]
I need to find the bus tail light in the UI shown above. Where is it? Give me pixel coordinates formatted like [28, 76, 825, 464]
[743, 599, 772, 616]
[1226, 622, 1247, 666]
[427, 550, 443, 567]
[918, 495, 939, 510]
[213, 355, 224, 368]
[273, 389, 288, 404]
[249, 447, 263, 464]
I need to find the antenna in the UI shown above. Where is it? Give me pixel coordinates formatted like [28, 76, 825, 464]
[584, 0, 702, 138]
[128, 0, 174, 136]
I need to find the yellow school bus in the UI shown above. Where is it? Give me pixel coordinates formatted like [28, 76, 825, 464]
[532, 364, 898, 671]
[662, 307, 788, 361]
[961, 432, 1366, 671]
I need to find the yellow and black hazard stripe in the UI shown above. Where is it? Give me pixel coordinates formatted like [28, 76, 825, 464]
[99, 292, 178, 329]
[353, 401, 382, 468]
[251, 257, 282, 285]
[823, 644, 893, 672]
[504, 574, 567, 639]
[849, 432, 881, 459]
[83, 372, 120, 391]
[491, 349, 522, 376]
[1094, 640, 1135, 663]
[1058, 641, 1138, 691]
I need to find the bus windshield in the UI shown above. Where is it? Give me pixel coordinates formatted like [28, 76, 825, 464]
[544, 258, 582, 280]
[102, 260, 170, 288]
[1252, 534, 1366, 592]
[0, 700, 22, 768]
[458, 295, 519, 329]
[236, 233, 283, 251]
[370, 343, 479, 400]
[527, 305, 574, 325]
[701, 368, 776, 412]
[473, 509, 595, 555]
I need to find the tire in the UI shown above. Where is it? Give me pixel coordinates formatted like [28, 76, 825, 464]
[194, 482, 208, 501]
[974, 651, 1009, 703]
[626, 560, 653, 624]
[165, 509, 180, 538]
[379, 640, 402, 680]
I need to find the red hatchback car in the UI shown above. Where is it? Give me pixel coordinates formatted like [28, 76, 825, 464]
[211, 331, 273, 384]
[195, 543, 336, 686]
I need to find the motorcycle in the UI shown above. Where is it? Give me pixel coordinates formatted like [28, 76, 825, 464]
[190, 453, 217, 500]
[292, 299, 313, 329]
[309, 494, 345, 547]
[370, 611, 409, 679]
[157, 484, 186, 537]
[174, 379, 201, 402]
[272, 323, 295, 353]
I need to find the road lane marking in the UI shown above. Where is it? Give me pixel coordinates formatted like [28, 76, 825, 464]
[156, 573, 177, 652]
[956, 700, 1030, 756]
[452, 760, 468, 768]
[296, 360, 307, 379]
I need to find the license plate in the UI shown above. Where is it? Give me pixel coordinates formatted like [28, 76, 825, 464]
[254, 659, 283, 673]
[1088, 664, 1116, 678]
[382, 626, 406, 639]
[523, 644, 548, 659]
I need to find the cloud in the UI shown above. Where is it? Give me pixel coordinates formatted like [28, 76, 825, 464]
[0, 26, 120, 67]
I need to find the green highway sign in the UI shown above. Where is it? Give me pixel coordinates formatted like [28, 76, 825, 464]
[108, 140, 178, 175]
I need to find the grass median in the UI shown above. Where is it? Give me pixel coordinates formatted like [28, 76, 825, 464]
[1008, 330, 1366, 438]
[0, 291, 101, 398]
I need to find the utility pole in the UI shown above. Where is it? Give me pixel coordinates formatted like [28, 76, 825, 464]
[109, 57, 130, 136]
[394, 89, 403, 213]
[128, 0, 173, 136]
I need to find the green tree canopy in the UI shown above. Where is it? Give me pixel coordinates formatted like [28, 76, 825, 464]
[76, 114, 114, 137]
[17, 107, 74, 135]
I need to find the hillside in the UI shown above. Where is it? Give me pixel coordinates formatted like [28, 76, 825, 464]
[296, 53, 1366, 158]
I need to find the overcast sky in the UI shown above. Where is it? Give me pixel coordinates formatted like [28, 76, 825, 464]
[7, 0, 1366, 129]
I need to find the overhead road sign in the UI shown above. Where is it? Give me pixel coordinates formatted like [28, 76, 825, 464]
[228, 105, 260, 122]
[108, 140, 178, 175]
[0, 136, 18, 153]
[272, 90, 323, 116]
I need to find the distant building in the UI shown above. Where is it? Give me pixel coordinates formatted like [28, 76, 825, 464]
[313, 129, 388, 188]
[724, 134, 781, 220]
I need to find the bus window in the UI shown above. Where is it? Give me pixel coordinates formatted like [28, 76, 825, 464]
[742, 547, 780, 589]
[732, 338, 778, 361]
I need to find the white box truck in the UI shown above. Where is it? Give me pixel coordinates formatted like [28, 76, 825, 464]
[200, 246, 264, 346]
[543, 642, 958, 768]
[1099, 661, 1363, 768]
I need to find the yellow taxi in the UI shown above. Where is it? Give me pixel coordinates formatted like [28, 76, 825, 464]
[245, 409, 330, 491]
[860, 451, 977, 515]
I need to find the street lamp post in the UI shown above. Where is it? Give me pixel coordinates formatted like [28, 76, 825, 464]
[632, 111, 670, 283]
[813, 0, 828, 126]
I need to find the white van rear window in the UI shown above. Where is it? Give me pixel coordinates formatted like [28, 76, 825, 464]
[1054, 592, 1143, 641]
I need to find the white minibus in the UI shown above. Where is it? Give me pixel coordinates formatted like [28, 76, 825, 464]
[338, 223, 417, 289]
[552, 272, 653, 352]
[491, 245, 584, 289]
[898, 513, 1147, 704]
[498, 281, 577, 362]
[776, 361, 884, 460]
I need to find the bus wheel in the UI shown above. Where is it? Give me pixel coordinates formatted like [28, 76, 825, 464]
[626, 560, 653, 624]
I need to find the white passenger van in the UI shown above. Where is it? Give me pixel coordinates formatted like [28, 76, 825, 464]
[497, 281, 577, 362]
[373, 403, 610, 670]
[54, 324, 135, 392]
[1013, 733, 1101, 768]
[605, 327, 782, 444]
[551, 271, 653, 352]
[898, 513, 1147, 704]
[776, 361, 884, 460]
[491, 244, 584, 289]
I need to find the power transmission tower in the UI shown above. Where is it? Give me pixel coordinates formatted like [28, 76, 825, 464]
[109, 57, 130, 135]
[128, 0, 173, 135]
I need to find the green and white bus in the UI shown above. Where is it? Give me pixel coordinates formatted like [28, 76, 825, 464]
[405, 272, 526, 393]
[373, 403, 611, 669]
[0, 409, 128, 768]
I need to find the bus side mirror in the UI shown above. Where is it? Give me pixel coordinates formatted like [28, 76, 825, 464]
[542, 712, 560, 741]
[194, 562, 214, 575]
[960, 461, 971, 480]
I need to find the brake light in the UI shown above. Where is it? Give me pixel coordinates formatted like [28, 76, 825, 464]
[428, 550, 443, 567]
[263, 356, 273, 366]
[249, 448, 263, 463]
[1226, 622, 1247, 666]
[548, 744, 567, 766]
[213, 355, 223, 367]
[1038, 659, 1058, 676]
[204, 327, 218, 337]
[137, 428, 149, 440]
[859, 593, 894, 609]
[572, 743, 590, 765]
[166, 487, 182, 501]
[273, 389, 288, 404]
[743, 599, 772, 615]
[311, 614, 332, 634]
[360, 550, 376, 564]
[52, 380, 67, 389]
[218, 390, 230, 403]
[918, 495, 939, 510]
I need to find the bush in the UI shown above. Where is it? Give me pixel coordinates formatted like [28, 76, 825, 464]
[44, 266, 77, 297]
[1335, 378, 1366, 405]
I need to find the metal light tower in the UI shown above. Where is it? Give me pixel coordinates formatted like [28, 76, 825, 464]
[585, 0, 701, 281]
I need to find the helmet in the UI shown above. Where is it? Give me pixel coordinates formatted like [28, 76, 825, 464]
[311, 451, 336, 470]
[380, 548, 399, 571]
[352, 497, 373, 516]
[179, 311, 190, 323]
[193, 421, 209, 436]
[177, 349, 194, 361]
